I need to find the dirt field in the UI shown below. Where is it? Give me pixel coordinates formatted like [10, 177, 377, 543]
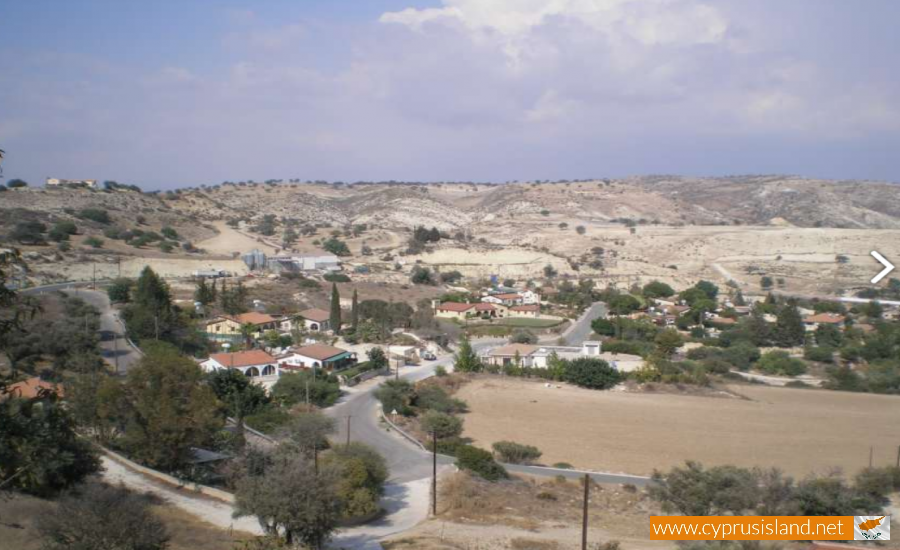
[455, 377, 900, 478]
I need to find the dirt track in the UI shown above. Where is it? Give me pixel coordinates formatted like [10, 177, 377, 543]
[456, 377, 900, 477]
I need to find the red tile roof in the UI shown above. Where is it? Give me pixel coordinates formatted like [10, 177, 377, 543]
[299, 308, 331, 323]
[474, 303, 496, 311]
[231, 312, 277, 326]
[804, 313, 845, 324]
[292, 344, 348, 361]
[492, 293, 522, 300]
[437, 302, 474, 312]
[209, 350, 275, 368]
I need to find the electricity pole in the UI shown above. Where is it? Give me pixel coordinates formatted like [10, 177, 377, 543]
[432, 431, 438, 516]
[581, 474, 590, 550]
[113, 333, 119, 374]
[346, 415, 352, 446]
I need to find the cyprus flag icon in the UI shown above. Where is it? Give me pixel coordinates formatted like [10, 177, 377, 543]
[854, 516, 890, 540]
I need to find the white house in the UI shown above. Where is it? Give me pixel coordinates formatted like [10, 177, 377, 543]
[46, 177, 98, 188]
[200, 349, 278, 378]
[484, 340, 644, 373]
[276, 344, 356, 373]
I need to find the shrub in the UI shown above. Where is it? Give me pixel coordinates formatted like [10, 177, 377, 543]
[416, 385, 467, 414]
[552, 462, 574, 469]
[158, 241, 174, 253]
[536, 491, 557, 501]
[492, 440, 542, 464]
[160, 226, 179, 240]
[271, 372, 341, 408]
[48, 221, 78, 242]
[103, 226, 123, 239]
[244, 407, 292, 433]
[757, 350, 807, 376]
[78, 208, 111, 224]
[455, 445, 508, 481]
[84, 236, 104, 248]
[322, 237, 350, 256]
[434, 365, 448, 377]
[374, 379, 415, 416]
[804, 346, 835, 363]
[11, 220, 47, 244]
[419, 410, 463, 439]
[564, 358, 622, 389]
[323, 272, 351, 283]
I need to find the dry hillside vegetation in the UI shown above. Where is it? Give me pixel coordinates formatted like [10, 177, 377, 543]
[4, 176, 900, 293]
[384, 471, 665, 550]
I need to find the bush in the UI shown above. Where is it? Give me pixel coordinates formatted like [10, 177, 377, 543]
[552, 462, 574, 469]
[455, 445, 508, 481]
[158, 241, 174, 253]
[48, 221, 78, 242]
[322, 237, 350, 256]
[564, 358, 622, 389]
[84, 236, 104, 248]
[434, 365, 448, 377]
[78, 208, 111, 224]
[323, 272, 351, 283]
[11, 220, 47, 244]
[160, 226, 179, 240]
[491, 440, 542, 464]
[419, 410, 463, 439]
[244, 407, 292, 433]
[415, 385, 467, 414]
[103, 226, 123, 239]
[410, 266, 435, 285]
[804, 346, 835, 363]
[757, 350, 807, 376]
[271, 372, 341, 408]
[7, 178, 28, 188]
[374, 379, 415, 416]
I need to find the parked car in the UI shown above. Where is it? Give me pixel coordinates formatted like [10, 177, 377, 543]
[420, 351, 437, 361]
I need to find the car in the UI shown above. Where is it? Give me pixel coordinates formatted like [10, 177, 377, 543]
[420, 351, 437, 361]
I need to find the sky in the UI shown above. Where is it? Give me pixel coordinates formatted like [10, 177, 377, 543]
[0, 0, 898, 190]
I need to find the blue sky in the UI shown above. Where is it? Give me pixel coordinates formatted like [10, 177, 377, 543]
[1, 0, 898, 189]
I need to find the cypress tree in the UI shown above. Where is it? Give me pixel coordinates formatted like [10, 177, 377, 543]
[330, 283, 342, 335]
[351, 289, 359, 330]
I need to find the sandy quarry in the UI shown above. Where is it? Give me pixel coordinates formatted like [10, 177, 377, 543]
[455, 377, 900, 478]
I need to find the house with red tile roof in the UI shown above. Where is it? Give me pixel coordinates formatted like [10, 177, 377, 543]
[276, 344, 357, 373]
[201, 349, 278, 378]
[204, 312, 279, 343]
[4, 377, 64, 399]
[803, 312, 846, 330]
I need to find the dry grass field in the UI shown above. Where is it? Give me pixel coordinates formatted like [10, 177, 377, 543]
[455, 377, 900, 478]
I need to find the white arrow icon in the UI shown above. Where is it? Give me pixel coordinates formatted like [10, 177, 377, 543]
[870, 251, 895, 284]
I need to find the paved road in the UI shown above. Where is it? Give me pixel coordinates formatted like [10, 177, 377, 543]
[23, 285, 143, 374]
[561, 301, 607, 345]
[328, 337, 651, 486]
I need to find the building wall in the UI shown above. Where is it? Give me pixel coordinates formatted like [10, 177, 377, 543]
[434, 309, 470, 320]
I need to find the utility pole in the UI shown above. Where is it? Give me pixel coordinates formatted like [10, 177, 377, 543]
[346, 415, 352, 446]
[869, 446, 874, 468]
[432, 431, 438, 516]
[581, 474, 590, 550]
[154, 314, 159, 341]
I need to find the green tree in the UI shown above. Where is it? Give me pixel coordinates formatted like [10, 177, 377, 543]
[410, 266, 435, 285]
[608, 294, 641, 315]
[454, 335, 482, 373]
[373, 379, 415, 415]
[7, 178, 28, 188]
[194, 277, 215, 305]
[119, 342, 223, 471]
[351, 288, 359, 330]
[330, 282, 342, 335]
[279, 412, 336, 457]
[773, 302, 805, 347]
[11, 220, 47, 244]
[654, 328, 684, 357]
[563, 358, 621, 389]
[106, 277, 132, 303]
[207, 367, 270, 423]
[48, 221, 78, 242]
[0, 383, 100, 497]
[642, 281, 675, 299]
[322, 237, 350, 256]
[325, 443, 389, 519]
[367, 346, 387, 370]
[419, 410, 464, 439]
[234, 448, 343, 549]
[36, 482, 169, 550]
